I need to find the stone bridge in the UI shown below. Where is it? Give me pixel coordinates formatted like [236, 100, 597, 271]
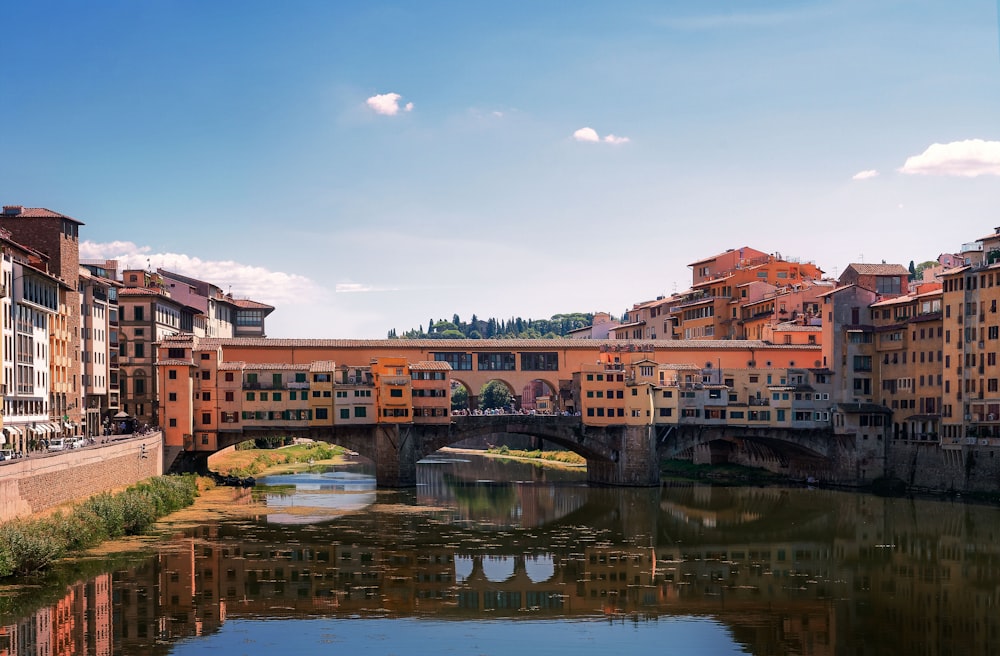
[658, 424, 863, 484]
[177, 415, 861, 487]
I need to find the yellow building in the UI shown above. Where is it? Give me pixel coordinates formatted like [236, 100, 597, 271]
[372, 357, 412, 423]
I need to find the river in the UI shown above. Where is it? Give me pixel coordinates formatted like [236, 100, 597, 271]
[2, 451, 999, 655]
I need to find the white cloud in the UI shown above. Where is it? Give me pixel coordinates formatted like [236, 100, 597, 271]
[365, 92, 413, 116]
[900, 139, 1000, 177]
[574, 127, 629, 144]
[79, 240, 325, 306]
[852, 169, 879, 180]
[335, 282, 400, 293]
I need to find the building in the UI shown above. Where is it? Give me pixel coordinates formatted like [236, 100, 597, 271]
[79, 263, 120, 437]
[0, 205, 85, 440]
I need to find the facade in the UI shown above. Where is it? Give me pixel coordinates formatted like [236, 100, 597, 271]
[0, 238, 61, 452]
[79, 264, 120, 437]
[0, 206, 85, 440]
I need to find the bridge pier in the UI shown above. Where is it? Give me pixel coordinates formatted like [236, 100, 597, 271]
[373, 424, 419, 487]
[585, 425, 660, 487]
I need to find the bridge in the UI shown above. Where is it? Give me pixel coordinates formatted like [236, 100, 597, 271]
[173, 414, 861, 487]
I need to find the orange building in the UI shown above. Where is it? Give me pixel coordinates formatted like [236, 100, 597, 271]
[410, 361, 452, 424]
[156, 335, 822, 451]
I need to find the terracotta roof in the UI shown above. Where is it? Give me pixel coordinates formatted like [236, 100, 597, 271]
[119, 287, 167, 297]
[309, 360, 338, 372]
[844, 263, 909, 276]
[409, 361, 453, 371]
[155, 359, 196, 367]
[770, 323, 821, 332]
[224, 362, 310, 371]
[232, 298, 274, 310]
[688, 246, 756, 267]
[0, 206, 84, 224]
[817, 284, 857, 298]
[195, 337, 819, 351]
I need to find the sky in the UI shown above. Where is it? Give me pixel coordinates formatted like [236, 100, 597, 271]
[3, 1, 999, 338]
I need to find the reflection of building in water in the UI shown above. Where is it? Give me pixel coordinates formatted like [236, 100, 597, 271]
[0, 572, 113, 656]
[12, 491, 1000, 656]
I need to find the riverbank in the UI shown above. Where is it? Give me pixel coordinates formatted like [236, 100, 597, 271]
[443, 446, 586, 471]
[207, 441, 353, 477]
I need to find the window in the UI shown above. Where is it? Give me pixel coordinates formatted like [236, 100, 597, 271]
[354, 407, 367, 418]
[134, 343, 145, 358]
[134, 378, 146, 395]
[225, 372, 234, 382]
[133, 306, 144, 321]
[201, 412, 211, 425]
[168, 370, 177, 380]
[225, 391, 234, 402]
[520, 352, 559, 371]
[201, 371, 210, 380]
[340, 409, 349, 419]
[168, 347, 185, 359]
[202, 392, 211, 401]
[316, 408, 328, 420]
[390, 388, 403, 397]
[246, 392, 255, 401]
[432, 352, 472, 370]
[477, 352, 516, 371]
[853, 356, 872, 371]
[168, 418, 177, 427]
[168, 392, 177, 401]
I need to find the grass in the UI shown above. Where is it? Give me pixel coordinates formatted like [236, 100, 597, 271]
[209, 441, 350, 477]
[484, 446, 586, 465]
[0, 475, 199, 579]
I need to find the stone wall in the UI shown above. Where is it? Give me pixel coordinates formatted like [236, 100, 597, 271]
[887, 441, 1000, 493]
[0, 434, 163, 523]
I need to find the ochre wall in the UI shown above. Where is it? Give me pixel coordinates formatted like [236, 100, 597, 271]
[0, 435, 163, 522]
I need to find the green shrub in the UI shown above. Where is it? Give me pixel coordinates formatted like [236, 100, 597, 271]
[0, 520, 66, 576]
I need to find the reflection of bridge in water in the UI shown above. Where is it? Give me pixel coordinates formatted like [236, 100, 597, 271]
[13, 485, 1000, 655]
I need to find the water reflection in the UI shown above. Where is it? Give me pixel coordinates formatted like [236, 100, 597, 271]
[3, 453, 1000, 655]
[257, 470, 377, 524]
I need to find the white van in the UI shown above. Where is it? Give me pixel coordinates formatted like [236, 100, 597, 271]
[48, 438, 67, 451]
[73, 438, 87, 449]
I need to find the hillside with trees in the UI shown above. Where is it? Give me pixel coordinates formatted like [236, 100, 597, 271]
[387, 313, 597, 339]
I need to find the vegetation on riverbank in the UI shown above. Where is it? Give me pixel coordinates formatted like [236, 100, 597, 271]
[484, 446, 585, 465]
[209, 441, 349, 477]
[660, 458, 787, 484]
[0, 475, 199, 579]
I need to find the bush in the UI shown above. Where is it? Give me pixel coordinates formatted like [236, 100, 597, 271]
[0, 520, 66, 576]
[0, 475, 200, 580]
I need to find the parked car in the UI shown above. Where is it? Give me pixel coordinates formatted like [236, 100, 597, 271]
[48, 438, 67, 451]
[72, 438, 87, 449]
[0, 449, 13, 460]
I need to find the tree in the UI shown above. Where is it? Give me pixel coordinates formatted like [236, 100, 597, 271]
[451, 385, 469, 410]
[479, 381, 512, 410]
[908, 260, 917, 281]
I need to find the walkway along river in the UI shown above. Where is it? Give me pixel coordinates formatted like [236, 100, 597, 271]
[1, 452, 999, 655]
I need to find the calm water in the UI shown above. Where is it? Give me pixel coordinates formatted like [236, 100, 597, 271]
[3, 452, 1000, 655]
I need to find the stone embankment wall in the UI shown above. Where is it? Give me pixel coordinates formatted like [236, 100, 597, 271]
[887, 441, 1000, 493]
[0, 434, 164, 523]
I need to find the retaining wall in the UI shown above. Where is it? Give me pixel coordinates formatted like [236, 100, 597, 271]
[887, 441, 1000, 493]
[0, 434, 164, 523]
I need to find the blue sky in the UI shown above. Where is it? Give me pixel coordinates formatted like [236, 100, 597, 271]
[3, 1, 999, 338]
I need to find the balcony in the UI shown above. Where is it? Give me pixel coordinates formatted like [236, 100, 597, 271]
[384, 377, 410, 386]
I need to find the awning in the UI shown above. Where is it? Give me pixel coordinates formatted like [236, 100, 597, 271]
[48, 423, 62, 433]
[63, 422, 73, 430]
[34, 425, 49, 434]
[4, 426, 22, 437]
